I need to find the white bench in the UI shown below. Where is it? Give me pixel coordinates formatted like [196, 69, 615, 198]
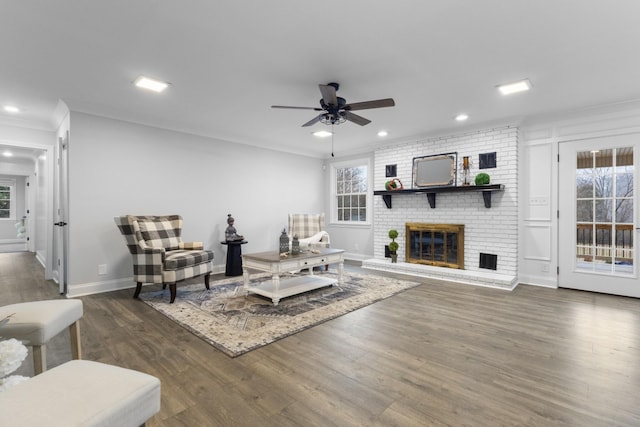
[0, 360, 161, 427]
[0, 299, 83, 374]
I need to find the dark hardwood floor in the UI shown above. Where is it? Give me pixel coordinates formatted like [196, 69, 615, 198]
[2, 251, 640, 426]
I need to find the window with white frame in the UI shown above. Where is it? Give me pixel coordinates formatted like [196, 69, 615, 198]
[0, 179, 16, 220]
[331, 160, 369, 224]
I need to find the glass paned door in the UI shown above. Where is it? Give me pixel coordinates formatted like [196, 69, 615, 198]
[575, 147, 634, 274]
[559, 135, 640, 297]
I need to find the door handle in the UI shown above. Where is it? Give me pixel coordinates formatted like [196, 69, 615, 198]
[54, 221, 68, 226]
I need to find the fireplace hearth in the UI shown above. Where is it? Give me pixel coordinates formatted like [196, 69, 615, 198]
[406, 223, 464, 269]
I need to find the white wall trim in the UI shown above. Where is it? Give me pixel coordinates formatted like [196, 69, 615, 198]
[35, 250, 46, 268]
[68, 265, 226, 298]
[518, 276, 558, 289]
[343, 251, 371, 262]
[362, 258, 518, 290]
[66, 277, 136, 298]
[0, 238, 27, 253]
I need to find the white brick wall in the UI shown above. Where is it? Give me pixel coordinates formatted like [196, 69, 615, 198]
[373, 126, 518, 277]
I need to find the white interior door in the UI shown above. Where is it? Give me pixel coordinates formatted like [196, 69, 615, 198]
[54, 132, 69, 295]
[558, 134, 640, 297]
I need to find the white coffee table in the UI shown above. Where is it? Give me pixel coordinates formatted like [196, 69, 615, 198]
[242, 248, 344, 305]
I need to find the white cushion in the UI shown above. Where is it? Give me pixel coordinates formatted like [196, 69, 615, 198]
[0, 360, 161, 427]
[294, 231, 330, 247]
[0, 300, 83, 345]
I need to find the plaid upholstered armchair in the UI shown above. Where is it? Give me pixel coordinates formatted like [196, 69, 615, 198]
[288, 213, 330, 250]
[114, 215, 214, 303]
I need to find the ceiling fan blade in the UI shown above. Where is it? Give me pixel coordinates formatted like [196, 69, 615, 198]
[344, 111, 371, 126]
[344, 98, 395, 111]
[319, 84, 338, 106]
[271, 105, 323, 111]
[301, 115, 322, 127]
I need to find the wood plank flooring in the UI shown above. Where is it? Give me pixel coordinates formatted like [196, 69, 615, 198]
[2, 251, 640, 426]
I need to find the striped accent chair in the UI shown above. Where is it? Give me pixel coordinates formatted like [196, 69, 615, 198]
[114, 215, 214, 303]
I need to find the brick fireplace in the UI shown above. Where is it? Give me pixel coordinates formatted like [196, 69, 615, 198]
[363, 126, 519, 290]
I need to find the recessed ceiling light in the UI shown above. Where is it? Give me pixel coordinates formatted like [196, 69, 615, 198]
[377, 130, 388, 137]
[2, 151, 13, 157]
[133, 75, 170, 93]
[313, 130, 333, 138]
[454, 114, 469, 122]
[497, 79, 532, 95]
[3, 105, 20, 114]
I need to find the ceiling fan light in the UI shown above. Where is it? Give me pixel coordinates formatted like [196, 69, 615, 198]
[497, 79, 532, 95]
[313, 130, 333, 138]
[133, 75, 170, 93]
[3, 105, 20, 114]
[377, 130, 388, 137]
[319, 113, 346, 126]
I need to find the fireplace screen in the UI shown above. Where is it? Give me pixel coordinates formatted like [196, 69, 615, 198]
[406, 223, 464, 269]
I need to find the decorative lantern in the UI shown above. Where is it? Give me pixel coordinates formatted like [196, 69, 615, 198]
[291, 235, 300, 255]
[279, 229, 289, 254]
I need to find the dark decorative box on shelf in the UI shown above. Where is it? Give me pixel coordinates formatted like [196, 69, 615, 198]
[373, 184, 505, 209]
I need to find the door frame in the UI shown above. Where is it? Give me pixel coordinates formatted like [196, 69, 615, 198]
[54, 132, 69, 294]
[0, 140, 55, 278]
[557, 132, 640, 297]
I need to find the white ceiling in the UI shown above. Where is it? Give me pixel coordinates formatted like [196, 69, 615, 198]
[1, 1, 640, 158]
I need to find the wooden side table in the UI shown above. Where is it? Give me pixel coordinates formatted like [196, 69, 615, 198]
[220, 240, 247, 276]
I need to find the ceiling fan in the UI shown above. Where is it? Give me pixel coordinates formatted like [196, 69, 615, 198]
[271, 83, 395, 127]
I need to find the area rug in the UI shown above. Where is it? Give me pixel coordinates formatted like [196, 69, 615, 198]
[139, 271, 420, 357]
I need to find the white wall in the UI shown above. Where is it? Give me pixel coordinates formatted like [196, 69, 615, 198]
[0, 158, 35, 176]
[519, 100, 640, 288]
[6, 99, 640, 295]
[372, 127, 518, 279]
[35, 154, 49, 263]
[323, 152, 376, 260]
[66, 112, 325, 296]
[0, 123, 55, 260]
[0, 176, 26, 249]
[0, 122, 54, 147]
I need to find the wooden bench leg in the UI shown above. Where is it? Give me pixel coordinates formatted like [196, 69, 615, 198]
[69, 320, 82, 360]
[205, 273, 211, 290]
[33, 345, 46, 375]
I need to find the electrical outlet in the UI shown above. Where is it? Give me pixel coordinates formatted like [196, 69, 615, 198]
[354, 243, 360, 252]
[541, 264, 549, 272]
[98, 264, 107, 275]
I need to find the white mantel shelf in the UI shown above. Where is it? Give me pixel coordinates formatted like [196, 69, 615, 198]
[362, 258, 517, 290]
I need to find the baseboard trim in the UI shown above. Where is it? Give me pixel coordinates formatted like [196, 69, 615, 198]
[67, 265, 227, 297]
[517, 273, 558, 289]
[35, 250, 46, 268]
[0, 239, 28, 253]
[67, 277, 135, 298]
[343, 252, 371, 262]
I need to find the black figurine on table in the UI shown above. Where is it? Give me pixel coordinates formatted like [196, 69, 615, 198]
[225, 214, 244, 242]
[222, 214, 247, 276]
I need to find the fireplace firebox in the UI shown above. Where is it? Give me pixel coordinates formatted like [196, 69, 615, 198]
[406, 223, 464, 269]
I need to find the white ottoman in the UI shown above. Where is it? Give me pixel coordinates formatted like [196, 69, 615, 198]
[0, 360, 161, 427]
[0, 299, 83, 374]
